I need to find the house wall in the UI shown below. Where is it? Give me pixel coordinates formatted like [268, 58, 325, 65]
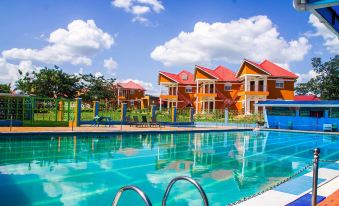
[196, 69, 215, 79]
[267, 79, 294, 100]
[238, 63, 268, 76]
[159, 74, 175, 83]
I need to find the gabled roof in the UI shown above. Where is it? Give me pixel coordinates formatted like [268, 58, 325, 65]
[117, 81, 145, 91]
[294, 95, 320, 101]
[159, 70, 195, 84]
[195, 65, 239, 82]
[236, 59, 298, 79]
[214, 66, 239, 81]
[259, 60, 299, 79]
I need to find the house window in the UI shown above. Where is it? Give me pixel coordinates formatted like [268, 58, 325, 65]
[224, 84, 232, 91]
[181, 73, 188, 80]
[275, 80, 284, 89]
[185, 86, 192, 93]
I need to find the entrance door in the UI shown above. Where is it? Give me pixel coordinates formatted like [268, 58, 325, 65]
[259, 80, 264, 91]
[250, 101, 255, 113]
[250, 81, 255, 91]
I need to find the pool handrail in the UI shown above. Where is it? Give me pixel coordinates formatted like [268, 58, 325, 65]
[162, 176, 209, 206]
[112, 185, 152, 206]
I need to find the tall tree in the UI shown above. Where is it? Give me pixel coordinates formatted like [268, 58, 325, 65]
[78, 73, 116, 101]
[295, 55, 339, 99]
[0, 84, 11, 93]
[16, 66, 80, 98]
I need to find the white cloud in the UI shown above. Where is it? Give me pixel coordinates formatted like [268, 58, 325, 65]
[111, 0, 164, 23]
[151, 15, 311, 67]
[2, 19, 114, 66]
[103, 57, 118, 74]
[296, 70, 318, 83]
[119, 78, 159, 95]
[308, 14, 339, 54]
[0, 58, 37, 86]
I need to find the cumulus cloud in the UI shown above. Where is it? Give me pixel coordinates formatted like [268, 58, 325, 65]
[151, 15, 311, 67]
[308, 14, 339, 54]
[111, 0, 164, 23]
[0, 58, 37, 85]
[119, 78, 159, 95]
[2, 19, 114, 66]
[103, 57, 118, 74]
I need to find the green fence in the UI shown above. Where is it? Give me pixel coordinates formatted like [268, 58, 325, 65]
[98, 101, 120, 121]
[194, 109, 225, 123]
[127, 108, 152, 121]
[0, 95, 74, 126]
[155, 108, 172, 122]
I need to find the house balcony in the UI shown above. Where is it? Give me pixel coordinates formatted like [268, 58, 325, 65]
[194, 93, 217, 99]
[160, 94, 178, 100]
[237, 85, 269, 96]
[118, 96, 126, 100]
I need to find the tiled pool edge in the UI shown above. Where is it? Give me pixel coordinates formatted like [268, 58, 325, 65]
[236, 162, 339, 206]
[259, 128, 339, 135]
[0, 128, 253, 136]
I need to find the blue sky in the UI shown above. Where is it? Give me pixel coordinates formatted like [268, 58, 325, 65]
[0, 0, 338, 95]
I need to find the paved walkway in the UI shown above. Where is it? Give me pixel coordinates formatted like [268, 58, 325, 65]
[238, 161, 339, 206]
[0, 125, 250, 134]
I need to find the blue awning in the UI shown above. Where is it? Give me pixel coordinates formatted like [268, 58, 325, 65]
[294, 0, 339, 36]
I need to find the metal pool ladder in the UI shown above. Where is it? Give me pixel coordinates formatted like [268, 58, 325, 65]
[111, 176, 209, 206]
[112, 185, 152, 206]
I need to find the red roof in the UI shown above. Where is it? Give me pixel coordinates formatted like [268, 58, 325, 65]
[294, 95, 320, 101]
[159, 70, 195, 84]
[195, 65, 239, 82]
[117, 81, 145, 91]
[237, 59, 298, 79]
[259, 60, 299, 79]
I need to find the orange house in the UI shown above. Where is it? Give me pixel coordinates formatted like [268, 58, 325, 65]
[116, 81, 145, 109]
[158, 59, 298, 114]
[158, 70, 196, 109]
[236, 59, 298, 114]
[194, 65, 241, 113]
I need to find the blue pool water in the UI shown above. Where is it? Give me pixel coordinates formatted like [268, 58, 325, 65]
[0, 131, 338, 206]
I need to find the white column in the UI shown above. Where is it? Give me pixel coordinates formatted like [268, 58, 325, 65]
[159, 85, 162, 111]
[255, 79, 259, 92]
[207, 100, 210, 113]
[264, 77, 267, 91]
[254, 98, 258, 114]
[117, 87, 120, 105]
[202, 99, 205, 113]
[176, 84, 178, 107]
[244, 76, 248, 91]
[244, 95, 247, 114]
[196, 80, 199, 114]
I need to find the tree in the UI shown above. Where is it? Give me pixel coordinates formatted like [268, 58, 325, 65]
[295, 55, 339, 99]
[0, 84, 11, 93]
[78, 73, 116, 101]
[16, 66, 80, 98]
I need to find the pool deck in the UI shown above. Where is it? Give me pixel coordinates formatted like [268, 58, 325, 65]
[238, 161, 339, 206]
[0, 125, 252, 135]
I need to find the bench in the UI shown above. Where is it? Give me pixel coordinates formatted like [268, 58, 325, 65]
[323, 124, 332, 132]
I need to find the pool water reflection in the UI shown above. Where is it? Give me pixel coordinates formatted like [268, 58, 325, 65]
[0, 131, 338, 206]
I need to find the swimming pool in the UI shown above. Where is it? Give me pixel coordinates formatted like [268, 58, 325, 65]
[0, 131, 338, 206]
